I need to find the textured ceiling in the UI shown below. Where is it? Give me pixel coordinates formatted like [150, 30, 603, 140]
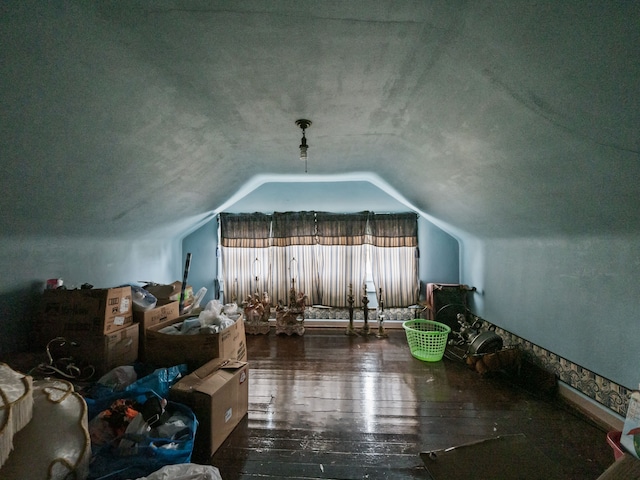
[1, 1, 638, 239]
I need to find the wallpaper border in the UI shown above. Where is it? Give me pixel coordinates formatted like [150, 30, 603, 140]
[488, 323, 631, 418]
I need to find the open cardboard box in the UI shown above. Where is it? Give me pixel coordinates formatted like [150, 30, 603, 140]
[169, 358, 249, 461]
[133, 300, 180, 361]
[144, 314, 246, 371]
[144, 281, 193, 304]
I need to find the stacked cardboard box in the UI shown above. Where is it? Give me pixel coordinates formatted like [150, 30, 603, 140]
[38, 287, 138, 376]
[136, 294, 249, 458]
[133, 300, 180, 361]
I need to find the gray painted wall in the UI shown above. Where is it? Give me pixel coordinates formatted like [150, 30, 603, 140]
[461, 234, 640, 389]
[0, 237, 181, 356]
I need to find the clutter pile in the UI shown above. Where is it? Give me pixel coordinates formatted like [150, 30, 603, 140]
[144, 299, 246, 372]
[444, 312, 522, 376]
[87, 385, 198, 480]
[0, 276, 248, 480]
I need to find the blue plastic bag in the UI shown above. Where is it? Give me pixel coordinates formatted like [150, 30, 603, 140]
[87, 390, 198, 480]
[85, 364, 188, 420]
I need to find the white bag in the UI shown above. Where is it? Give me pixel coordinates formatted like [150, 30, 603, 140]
[135, 463, 223, 480]
[620, 390, 640, 458]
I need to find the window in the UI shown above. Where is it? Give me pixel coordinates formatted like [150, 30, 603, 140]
[220, 211, 418, 307]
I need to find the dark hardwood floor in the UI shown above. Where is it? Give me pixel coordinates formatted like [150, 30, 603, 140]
[209, 328, 615, 480]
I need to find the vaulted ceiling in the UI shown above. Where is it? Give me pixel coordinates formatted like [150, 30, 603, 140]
[2, 1, 638, 240]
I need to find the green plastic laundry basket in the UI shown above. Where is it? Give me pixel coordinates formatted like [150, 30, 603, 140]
[402, 319, 451, 362]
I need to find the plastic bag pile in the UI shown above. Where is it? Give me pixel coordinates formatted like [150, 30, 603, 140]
[159, 300, 242, 335]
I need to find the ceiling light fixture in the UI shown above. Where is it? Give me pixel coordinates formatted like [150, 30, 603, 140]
[296, 119, 312, 172]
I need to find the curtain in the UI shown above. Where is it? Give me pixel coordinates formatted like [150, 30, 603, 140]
[369, 213, 419, 307]
[271, 211, 316, 246]
[269, 212, 318, 305]
[316, 245, 367, 307]
[370, 246, 418, 307]
[316, 212, 369, 306]
[367, 212, 418, 248]
[219, 211, 419, 308]
[315, 211, 369, 246]
[220, 213, 271, 302]
[220, 212, 271, 248]
[222, 247, 271, 303]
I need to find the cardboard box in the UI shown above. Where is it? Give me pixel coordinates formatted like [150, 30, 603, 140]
[144, 281, 193, 303]
[72, 323, 139, 377]
[170, 359, 249, 460]
[39, 287, 133, 339]
[133, 300, 180, 329]
[144, 315, 246, 371]
[133, 300, 180, 361]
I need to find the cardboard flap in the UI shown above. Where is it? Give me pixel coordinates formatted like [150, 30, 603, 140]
[144, 282, 181, 299]
[172, 359, 248, 396]
[184, 364, 247, 396]
[193, 358, 247, 379]
[220, 359, 247, 371]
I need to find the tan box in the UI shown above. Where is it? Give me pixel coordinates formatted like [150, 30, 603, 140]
[72, 323, 139, 377]
[134, 300, 180, 329]
[39, 287, 133, 341]
[144, 315, 246, 371]
[144, 281, 193, 303]
[170, 359, 249, 460]
[133, 300, 180, 361]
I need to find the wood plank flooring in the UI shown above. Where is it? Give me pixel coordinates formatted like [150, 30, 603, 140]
[209, 328, 615, 479]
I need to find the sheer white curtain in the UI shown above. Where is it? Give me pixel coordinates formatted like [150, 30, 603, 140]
[219, 213, 271, 304]
[269, 212, 318, 306]
[368, 213, 419, 307]
[268, 245, 319, 306]
[370, 246, 418, 307]
[220, 211, 419, 308]
[316, 245, 367, 307]
[315, 212, 369, 307]
[222, 247, 270, 303]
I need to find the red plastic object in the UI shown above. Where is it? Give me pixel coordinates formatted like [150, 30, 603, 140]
[607, 431, 625, 460]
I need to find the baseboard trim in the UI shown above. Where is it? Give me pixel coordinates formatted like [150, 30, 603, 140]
[559, 382, 624, 432]
[268, 318, 406, 329]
